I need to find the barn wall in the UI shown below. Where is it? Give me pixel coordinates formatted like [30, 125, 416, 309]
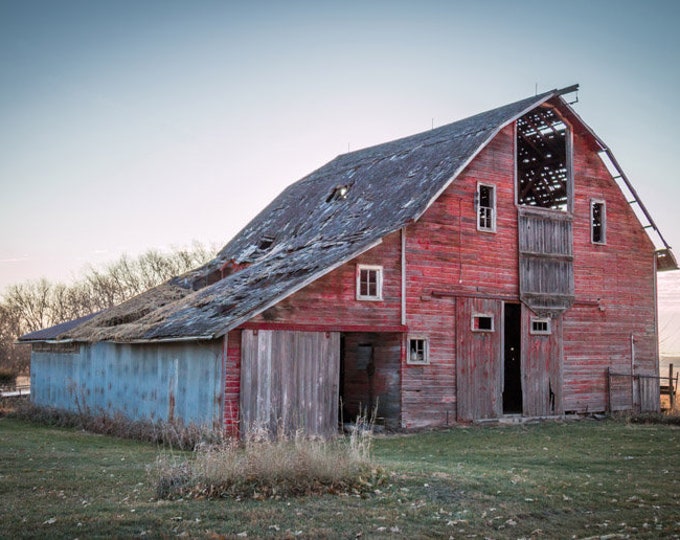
[31, 340, 225, 428]
[562, 131, 658, 413]
[249, 232, 403, 328]
[224, 330, 241, 436]
[402, 124, 517, 427]
[233, 109, 658, 426]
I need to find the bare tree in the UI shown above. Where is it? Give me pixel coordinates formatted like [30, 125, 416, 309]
[0, 242, 215, 374]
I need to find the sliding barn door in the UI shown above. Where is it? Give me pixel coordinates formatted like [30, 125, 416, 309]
[241, 330, 340, 437]
[456, 298, 503, 421]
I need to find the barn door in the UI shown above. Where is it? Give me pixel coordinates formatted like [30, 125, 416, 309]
[521, 311, 563, 416]
[240, 330, 340, 437]
[456, 298, 503, 421]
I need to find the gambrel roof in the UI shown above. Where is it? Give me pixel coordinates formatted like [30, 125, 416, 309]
[22, 85, 673, 343]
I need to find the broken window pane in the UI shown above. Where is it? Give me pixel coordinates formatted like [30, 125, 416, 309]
[591, 200, 606, 244]
[477, 183, 496, 231]
[408, 338, 428, 364]
[517, 107, 570, 211]
[472, 314, 494, 332]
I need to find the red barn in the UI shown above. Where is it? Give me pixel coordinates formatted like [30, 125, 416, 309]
[22, 85, 677, 435]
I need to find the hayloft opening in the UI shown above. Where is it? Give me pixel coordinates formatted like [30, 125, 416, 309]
[516, 107, 570, 211]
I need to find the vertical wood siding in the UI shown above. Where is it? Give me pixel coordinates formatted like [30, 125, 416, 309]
[522, 310, 563, 416]
[518, 208, 574, 314]
[456, 298, 503, 421]
[240, 330, 340, 437]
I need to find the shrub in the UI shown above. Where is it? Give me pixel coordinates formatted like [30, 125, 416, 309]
[153, 419, 386, 500]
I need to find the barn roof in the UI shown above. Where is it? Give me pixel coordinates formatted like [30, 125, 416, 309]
[18, 311, 101, 342]
[24, 84, 668, 343]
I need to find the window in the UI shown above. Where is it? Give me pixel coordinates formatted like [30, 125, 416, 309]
[516, 106, 570, 211]
[530, 317, 552, 335]
[407, 337, 429, 365]
[591, 200, 606, 244]
[477, 183, 496, 232]
[356, 265, 383, 301]
[472, 314, 494, 332]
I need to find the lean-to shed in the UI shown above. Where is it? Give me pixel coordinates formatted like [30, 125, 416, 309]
[21, 85, 677, 435]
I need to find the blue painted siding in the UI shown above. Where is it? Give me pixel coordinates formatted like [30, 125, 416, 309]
[30, 340, 225, 429]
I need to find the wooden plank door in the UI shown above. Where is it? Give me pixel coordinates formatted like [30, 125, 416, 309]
[240, 330, 340, 437]
[456, 298, 502, 421]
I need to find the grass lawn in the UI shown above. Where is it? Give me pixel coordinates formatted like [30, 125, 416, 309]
[1, 417, 679, 538]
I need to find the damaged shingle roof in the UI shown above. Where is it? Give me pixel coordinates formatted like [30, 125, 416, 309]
[28, 88, 573, 343]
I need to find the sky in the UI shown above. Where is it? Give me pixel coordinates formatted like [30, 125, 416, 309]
[1, 0, 680, 294]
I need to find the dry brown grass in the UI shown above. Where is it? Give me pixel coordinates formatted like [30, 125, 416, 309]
[154, 418, 385, 500]
[7, 399, 222, 450]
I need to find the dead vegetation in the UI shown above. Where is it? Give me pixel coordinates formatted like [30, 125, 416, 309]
[6, 399, 221, 450]
[153, 415, 385, 500]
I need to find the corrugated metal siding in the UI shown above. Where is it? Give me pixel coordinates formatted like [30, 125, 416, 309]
[31, 341, 224, 428]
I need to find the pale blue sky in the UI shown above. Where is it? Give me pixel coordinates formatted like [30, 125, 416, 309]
[1, 0, 679, 290]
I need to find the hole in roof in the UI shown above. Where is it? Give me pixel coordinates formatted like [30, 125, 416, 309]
[258, 236, 275, 250]
[326, 185, 349, 203]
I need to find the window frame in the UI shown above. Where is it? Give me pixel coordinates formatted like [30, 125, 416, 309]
[356, 264, 383, 301]
[476, 182, 497, 232]
[530, 317, 552, 335]
[407, 336, 429, 365]
[471, 313, 495, 332]
[590, 199, 606, 245]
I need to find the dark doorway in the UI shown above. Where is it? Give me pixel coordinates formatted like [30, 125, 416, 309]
[503, 303, 523, 414]
[339, 333, 402, 429]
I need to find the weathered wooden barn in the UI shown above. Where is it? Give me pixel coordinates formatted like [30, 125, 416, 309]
[21, 85, 677, 436]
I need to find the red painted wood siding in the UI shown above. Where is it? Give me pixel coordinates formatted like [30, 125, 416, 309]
[403, 124, 517, 427]
[563, 131, 657, 413]
[224, 330, 241, 436]
[248, 232, 403, 328]
[230, 106, 659, 428]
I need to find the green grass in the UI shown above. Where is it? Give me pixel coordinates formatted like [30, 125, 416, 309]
[1, 417, 680, 538]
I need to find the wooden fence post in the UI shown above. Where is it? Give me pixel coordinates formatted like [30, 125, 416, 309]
[671, 364, 675, 410]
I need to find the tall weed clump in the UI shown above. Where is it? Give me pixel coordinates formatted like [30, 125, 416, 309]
[154, 418, 385, 500]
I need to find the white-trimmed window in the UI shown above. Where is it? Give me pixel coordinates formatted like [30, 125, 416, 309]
[477, 183, 496, 232]
[530, 317, 552, 335]
[356, 265, 383, 301]
[407, 337, 429, 365]
[471, 313, 494, 332]
[591, 199, 606, 244]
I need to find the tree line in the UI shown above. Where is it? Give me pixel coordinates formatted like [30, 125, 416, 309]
[0, 242, 215, 375]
